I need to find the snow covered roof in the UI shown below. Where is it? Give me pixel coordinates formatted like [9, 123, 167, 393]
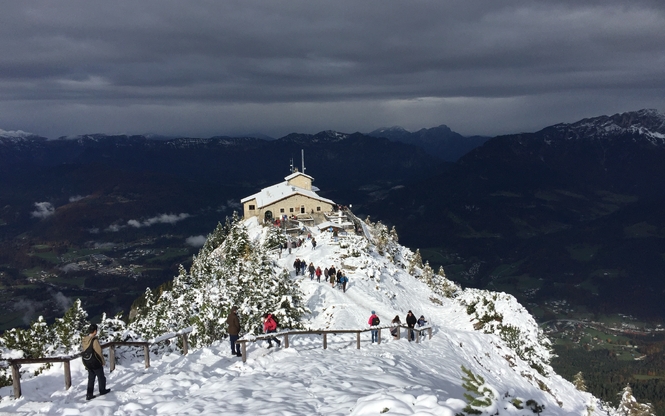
[241, 180, 334, 208]
[284, 171, 314, 181]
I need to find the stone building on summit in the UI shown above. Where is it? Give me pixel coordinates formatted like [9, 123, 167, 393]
[241, 170, 335, 223]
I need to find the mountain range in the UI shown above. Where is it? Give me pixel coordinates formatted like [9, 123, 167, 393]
[0, 109, 664, 325]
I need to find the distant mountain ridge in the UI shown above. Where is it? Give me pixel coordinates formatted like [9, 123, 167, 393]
[368, 124, 488, 161]
[363, 109, 665, 321]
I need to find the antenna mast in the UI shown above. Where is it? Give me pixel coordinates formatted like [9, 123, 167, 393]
[301, 149, 306, 174]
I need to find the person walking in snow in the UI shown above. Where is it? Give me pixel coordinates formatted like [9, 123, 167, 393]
[417, 315, 428, 339]
[312, 238, 317, 250]
[82, 324, 111, 400]
[406, 310, 417, 341]
[368, 311, 380, 343]
[340, 272, 348, 293]
[315, 266, 322, 282]
[226, 306, 242, 357]
[308, 262, 315, 280]
[263, 313, 282, 348]
[293, 258, 301, 276]
[336, 269, 343, 289]
[323, 267, 329, 282]
[390, 315, 401, 338]
[300, 260, 307, 275]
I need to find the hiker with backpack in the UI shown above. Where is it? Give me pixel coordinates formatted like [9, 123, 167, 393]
[315, 266, 322, 282]
[368, 311, 380, 343]
[293, 258, 301, 276]
[406, 310, 417, 341]
[263, 313, 282, 348]
[226, 306, 242, 357]
[81, 324, 111, 400]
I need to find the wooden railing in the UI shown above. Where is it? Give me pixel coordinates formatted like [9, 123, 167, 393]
[6, 326, 193, 399]
[5, 324, 432, 398]
[236, 324, 433, 363]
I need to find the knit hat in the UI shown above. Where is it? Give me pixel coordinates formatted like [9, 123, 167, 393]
[371, 310, 376, 314]
[231, 306, 238, 312]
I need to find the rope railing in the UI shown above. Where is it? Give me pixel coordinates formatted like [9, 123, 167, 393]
[235, 324, 433, 363]
[7, 326, 193, 399]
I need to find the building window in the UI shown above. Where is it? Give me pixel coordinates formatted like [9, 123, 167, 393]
[300, 205, 305, 214]
[290, 207, 294, 213]
[280, 208, 285, 213]
[316, 206, 321, 211]
[248, 205, 255, 210]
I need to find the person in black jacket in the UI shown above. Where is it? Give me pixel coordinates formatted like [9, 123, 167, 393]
[82, 324, 111, 400]
[406, 310, 417, 341]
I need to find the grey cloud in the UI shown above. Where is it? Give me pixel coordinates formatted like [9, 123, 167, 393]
[185, 235, 207, 248]
[0, 1, 664, 137]
[31, 202, 55, 219]
[127, 213, 190, 228]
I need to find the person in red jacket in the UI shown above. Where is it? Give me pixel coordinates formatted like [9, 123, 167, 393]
[263, 313, 281, 348]
[315, 266, 322, 282]
[368, 311, 380, 343]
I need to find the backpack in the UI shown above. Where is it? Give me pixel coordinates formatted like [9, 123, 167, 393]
[81, 339, 102, 370]
[271, 315, 279, 328]
[371, 316, 380, 326]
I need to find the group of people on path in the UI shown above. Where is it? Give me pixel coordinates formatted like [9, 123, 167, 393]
[293, 259, 349, 293]
[368, 310, 428, 343]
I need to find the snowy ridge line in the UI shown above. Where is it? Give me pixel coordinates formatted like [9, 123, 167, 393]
[7, 326, 193, 399]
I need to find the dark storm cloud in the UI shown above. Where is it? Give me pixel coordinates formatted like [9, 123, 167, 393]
[0, 1, 663, 137]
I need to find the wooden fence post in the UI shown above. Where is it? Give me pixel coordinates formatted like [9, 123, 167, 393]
[428, 327, 432, 339]
[109, 344, 116, 372]
[284, 334, 289, 349]
[377, 328, 381, 344]
[143, 344, 150, 368]
[64, 360, 72, 389]
[416, 328, 420, 344]
[323, 333, 327, 350]
[356, 332, 360, 349]
[181, 334, 189, 356]
[11, 363, 21, 399]
[241, 341, 247, 363]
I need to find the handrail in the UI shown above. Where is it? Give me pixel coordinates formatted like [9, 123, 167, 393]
[235, 324, 433, 363]
[7, 326, 194, 399]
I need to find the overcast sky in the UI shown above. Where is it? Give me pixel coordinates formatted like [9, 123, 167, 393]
[1, 1, 664, 138]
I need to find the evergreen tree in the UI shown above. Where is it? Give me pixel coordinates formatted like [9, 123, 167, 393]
[264, 225, 287, 250]
[421, 261, 434, 286]
[460, 365, 497, 414]
[573, 371, 587, 392]
[408, 249, 423, 275]
[130, 214, 308, 347]
[53, 299, 89, 353]
[99, 312, 129, 343]
[617, 384, 655, 416]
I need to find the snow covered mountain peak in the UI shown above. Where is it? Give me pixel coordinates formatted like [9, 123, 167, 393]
[549, 109, 665, 145]
[0, 215, 605, 415]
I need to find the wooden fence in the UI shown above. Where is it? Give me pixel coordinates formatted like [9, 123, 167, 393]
[4, 324, 432, 398]
[5, 326, 193, 399]
[236, 324, 432, 363]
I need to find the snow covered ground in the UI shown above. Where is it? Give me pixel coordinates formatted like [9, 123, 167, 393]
[0, 218, 601, 415]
